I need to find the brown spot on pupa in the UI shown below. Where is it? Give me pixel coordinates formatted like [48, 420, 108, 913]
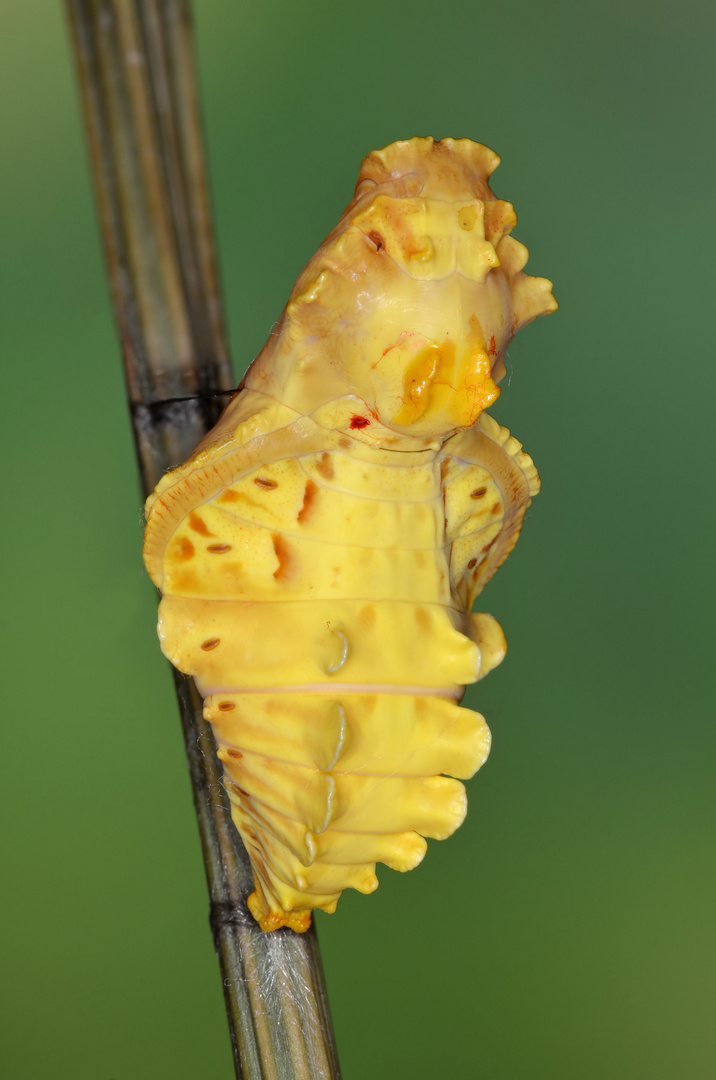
[217, 489, 240, 503]
[175, 536, 195, 560]
[226, 749, 243, 760]
[272, 533, 292, 579]
[188, 512, 212, 536]
[231, 783, 250, 798]
[218, 701, 235, 711]
[414, 607, 431, 632]
[471, 486, 487, 500]
[490, 502, 501, 516]
[367, 230, 385, 251]
[481, 536, 498, 554]
[350, 414, 370, 429]
[208, 543, 231, 553]
[316, 452, 334, 480]
[488, 334, 497, 356]
[357, 604, 376, 631]
[414, 550, 426, 567]
[467, 558, 477, 569]
[254, 476, 278, 490]
[201, 637, 220, 651]
[339, 437, 351, 449]
[297, 479, 318, 523]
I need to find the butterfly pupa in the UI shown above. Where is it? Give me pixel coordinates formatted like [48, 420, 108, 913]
[144, 137, 557, 932]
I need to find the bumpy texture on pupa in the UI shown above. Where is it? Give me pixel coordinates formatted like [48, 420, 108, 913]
[144, 137, 556, 931]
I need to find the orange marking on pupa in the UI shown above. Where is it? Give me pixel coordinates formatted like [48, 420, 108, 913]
[188, 512, 213, 536]
[297, 480, 318, 522]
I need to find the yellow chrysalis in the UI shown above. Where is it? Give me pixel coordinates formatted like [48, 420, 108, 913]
[144, 138, 556, 931]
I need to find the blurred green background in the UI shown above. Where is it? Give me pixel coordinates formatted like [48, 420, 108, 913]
[2, 1, 714, 1076]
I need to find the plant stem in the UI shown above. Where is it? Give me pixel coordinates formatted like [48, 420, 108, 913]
[64, 3, 341, 1076]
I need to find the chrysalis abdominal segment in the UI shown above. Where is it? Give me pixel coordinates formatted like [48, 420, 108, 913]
[144, 137, 556, 931]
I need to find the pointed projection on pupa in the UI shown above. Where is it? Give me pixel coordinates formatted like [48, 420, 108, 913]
[144, 137, 556, 932]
